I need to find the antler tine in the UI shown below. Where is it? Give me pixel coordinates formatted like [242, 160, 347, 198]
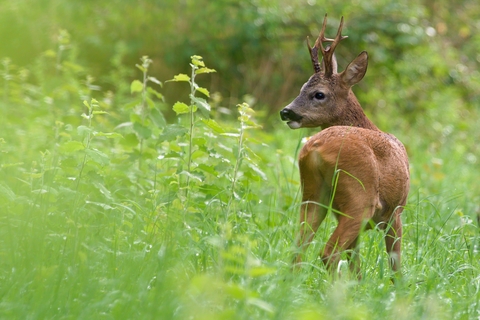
[307, 14, 348, 76]
[326, 16, 348, 55]
[316, 14, 335, 48]
[307, 36, 321, 73]
[307, 14, 330, 73]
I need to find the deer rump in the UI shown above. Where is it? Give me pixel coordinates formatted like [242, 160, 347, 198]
[295, 125, 409, 277]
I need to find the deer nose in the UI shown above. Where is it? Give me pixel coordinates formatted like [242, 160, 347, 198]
[280, 108, 301, 121]
[280, 108, 291, 121]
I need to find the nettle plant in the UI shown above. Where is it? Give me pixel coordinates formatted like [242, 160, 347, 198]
[162, 55, 270, 281]
[125, 56, 166, 172]
[162, 55, 265, 220]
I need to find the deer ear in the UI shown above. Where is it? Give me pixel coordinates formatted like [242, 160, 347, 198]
[341, 51, 368, 86]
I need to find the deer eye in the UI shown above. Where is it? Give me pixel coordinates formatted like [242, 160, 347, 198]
[314, 92, 325, 100]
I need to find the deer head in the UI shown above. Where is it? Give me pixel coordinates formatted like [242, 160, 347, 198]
[280, 15, 374, 130]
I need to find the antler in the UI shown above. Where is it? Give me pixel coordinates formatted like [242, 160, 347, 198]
[307, 14, 348, 76]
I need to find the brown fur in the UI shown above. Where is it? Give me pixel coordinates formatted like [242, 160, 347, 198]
[280, 17, 410, 277]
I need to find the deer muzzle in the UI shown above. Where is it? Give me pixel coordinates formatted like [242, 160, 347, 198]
[280, 108, 303, 129]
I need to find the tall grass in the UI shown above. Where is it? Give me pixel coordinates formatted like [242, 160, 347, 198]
[0, 37, 479, 319]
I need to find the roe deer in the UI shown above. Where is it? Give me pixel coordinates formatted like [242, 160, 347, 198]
[280, 15, 409, 278]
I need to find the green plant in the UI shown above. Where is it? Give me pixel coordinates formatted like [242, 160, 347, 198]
[167, 55, 216, 199]
[0, 27, 478, 319]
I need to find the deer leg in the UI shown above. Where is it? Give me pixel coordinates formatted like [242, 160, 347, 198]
[385, 211, 403, 274]
[293, 184, 329, 266]
[319, 165, 379, 274]
[293, 155, 329, 267]
[321, 213, 363, 272]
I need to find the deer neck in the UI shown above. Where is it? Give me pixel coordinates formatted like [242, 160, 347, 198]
[331, 90, 378, 131]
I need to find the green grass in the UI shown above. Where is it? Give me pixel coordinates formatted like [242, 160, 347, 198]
[0, 49, 479, 320]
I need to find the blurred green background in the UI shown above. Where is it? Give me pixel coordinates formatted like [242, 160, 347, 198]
[2, 0, 480, 124]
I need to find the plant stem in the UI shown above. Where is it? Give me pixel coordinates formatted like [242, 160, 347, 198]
[75, 101, 93, 194]
[185, 65, 197, 200]
[228, 121, 245, 216]
[138, 56, 150, 173]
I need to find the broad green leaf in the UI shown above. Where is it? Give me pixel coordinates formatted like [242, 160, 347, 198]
[159, 124, 187, 141]
[168, 73, 190, 82]
[195, 67, 216, 74]
[93, 182, 112, 200]
[147, 87, 164, 100]
[243, 170, 260, 182]
[179, 171, 203, 182]
[150, 108, 167, 128]
[146, 96, 155, 109]
[130, 79, 143, 93]
[196, 163, 218, 176]
[130, 113, 142, 124]
[172, 101, 190, 115]
[133, 122, 152, 139]
[147, 76, 162, 86]
[191, 55, 205, 67]
[192, 137, 207, 147]
[77, 125, 91, 137]
[93, 132, 123, 139]
[201, 119, 225, 133]
[86, 148, 109, 166]
[135, 63, 147, 73]
[60, 141, 85, 153]
[60, 158, 77, 171]
[124, 100, 139, 110]
[248, 163, 267, 180]
[244, 145, 261, 161]
[190, 95, 210, 116]
[120, 133, 139, 148]
[196, 87, 210, 97]
[244, 136, 264, 145]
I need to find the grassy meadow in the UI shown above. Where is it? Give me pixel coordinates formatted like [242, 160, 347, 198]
[1, 1, 480, 319]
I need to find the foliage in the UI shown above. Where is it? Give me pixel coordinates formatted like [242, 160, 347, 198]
[1, 0, 479, 122]
[0, 2, 479, 319]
